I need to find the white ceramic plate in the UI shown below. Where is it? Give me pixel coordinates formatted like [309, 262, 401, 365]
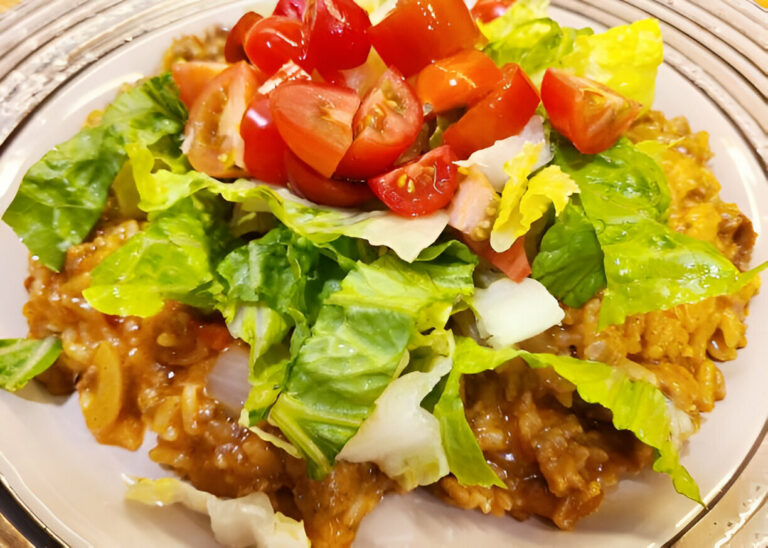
[1, 1, 767, 546]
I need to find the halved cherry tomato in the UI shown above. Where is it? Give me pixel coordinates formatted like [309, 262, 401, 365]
[171, 61, 229, 108]
[368, 145, 458, 216]
[273, 0, 306, 19]
[471, 0, 517, 23]
[185, 62, 261, 178]
[335, 68, 423, 179]
[244, 16, 309, 76]
[225, 12, 263, 63]
[541, 68, 642, 155]
[462, 235, 530, 282]
[415, 50, 501, 113]
[367, 0, 480, 77]
[257, 60, 312, 95]
[241, 94, 289, 184]
[443, 63, 539, 158]
[285, 151, 374, 207]
[270, 82, 361, 177]
[303, 0, 372, 72]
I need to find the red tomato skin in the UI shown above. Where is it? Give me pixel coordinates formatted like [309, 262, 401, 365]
[273, 0, 306, 19]
[367, 0, 480, 77]
[303, 0, 372, 72]
[541, 68, 642, 155]
[335, 68, 423, 179]
[285, 151, 374, 207]
[225, 12, 264, 63]
[241, 94, 289, 184]
[270, 82, 361, 178]
[367, 145, 459, 216]
[470, 0, 517, 23]
[415, 49, 502, 113]
[443, 63, 539, 158]
[171, 61, 230, 108]
[243, 16, 310, 76]
[186, 62, 261, 179]
[462, 235, 531, 282]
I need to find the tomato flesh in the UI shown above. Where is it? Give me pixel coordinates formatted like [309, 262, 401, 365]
[335, 68, 423, 179]
[471, 0, 518, 23]
[273, 0, 306, 19]
[171, 61, 229, 108]
[241, 94, 289, 184]
[244, 16, 309, 76]
[185, 62, 261, 179]
[541, 68, 642, 155]
[285, 151, 374, 207]
[462, 235, 531, 282]
[443, 63, 539, 158]
[270, 82, 361, 178]
[225, 12, 263, 63]
[257, 60, 312, 95]
[367, 0, 480, 77]
[415, 49, 501, 113]
[368, 145, 458, 216]
[303, 0, 372, 72]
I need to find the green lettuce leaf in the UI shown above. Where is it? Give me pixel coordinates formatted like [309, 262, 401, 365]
[0, 337, 62, 392]
[531, 201, 606, 308]
[2, 74, 186, 271]
[438, 337, 702, 503]
[82, 196, 234, 317]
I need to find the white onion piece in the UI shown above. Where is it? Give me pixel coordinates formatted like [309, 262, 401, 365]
[206, 344, 251, 415]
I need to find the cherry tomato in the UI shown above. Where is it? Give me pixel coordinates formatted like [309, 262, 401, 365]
[171, 61, 229, 108]
[224, 12, 263, 63]
[367, 145, 458, 216]
[243, 16, 309, 76]
[471, 0, 517, 23]
[335, 68, 423, 179]
[185, 62, 261, 178]
[285, 151, 374, 207]
[415, 49, 501, 113]
[257, 60, 312, 95]
[443, 63, 539, 158]
[273, 0, 306, 19]
[367, 0, 480, 77]
[462, 235, 531, 282]
[270, 82, 361, 177]
[541, 68, 642, 155]
[241, 94, 289, 184]
[303, 0, 372, 72]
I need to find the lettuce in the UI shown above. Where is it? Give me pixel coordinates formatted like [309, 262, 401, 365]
[0, 337, 62, 392]
[2, 74, 187, 271]
[436, 337, 702, 503]
[82, 196, 234, 317]
[125, 477, 309, 547]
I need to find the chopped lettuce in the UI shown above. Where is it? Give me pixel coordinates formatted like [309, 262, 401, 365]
[437, 337, 702, 503]
[2, 74, 187, 271]
[0, 337, 62, 392]
[82, 196, 234, 317]
[125, 477, 309, 548]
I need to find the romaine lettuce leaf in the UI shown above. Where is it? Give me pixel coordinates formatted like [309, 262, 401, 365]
[125, 477, 309, 547]
[0, 337, 62, 392]
[2, 74, 187, 271]
[82, 196, 234, 317]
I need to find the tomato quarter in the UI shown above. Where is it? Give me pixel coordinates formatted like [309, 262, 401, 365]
[462, 235, 531, 282]
[303, 0, 372, 72]
[224, 12, 263, 63]
[368, 145, 458, 216]
[270, 81, 361, 178]
[415, 49, 502, 113]
[443, 63, 539, 158]
[171, 61, 229, 108]
[243, 16, 309, 76]
[285, 151, 374, 207]
[185, 62, 261, 179]
[335, 68, 423, 179]
[541, 68, 642, 155]
[367, 0, 480, 77]
[241, 94, 289, 184]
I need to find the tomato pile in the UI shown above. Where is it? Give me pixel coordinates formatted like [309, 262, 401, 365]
[172, 0, 641, 217]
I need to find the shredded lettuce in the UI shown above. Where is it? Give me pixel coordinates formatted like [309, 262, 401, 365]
[2, 74, 187, 271]
[0, 337, 62, 392]
[125, 477, 309, 548]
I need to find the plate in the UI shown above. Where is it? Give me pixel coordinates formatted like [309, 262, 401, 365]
[0, 1, 767, 546]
